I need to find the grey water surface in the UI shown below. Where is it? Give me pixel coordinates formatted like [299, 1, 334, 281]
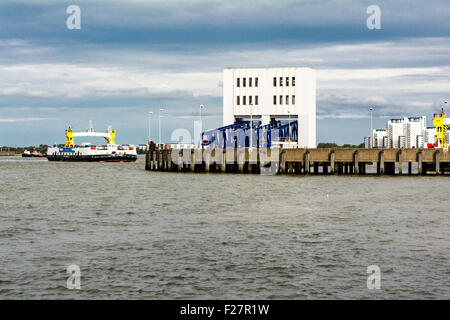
[0, 156, 448, 299]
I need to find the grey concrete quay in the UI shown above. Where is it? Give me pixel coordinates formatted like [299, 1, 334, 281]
[145, 147, 450, 175]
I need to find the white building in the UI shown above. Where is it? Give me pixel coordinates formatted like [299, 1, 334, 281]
[364, 136, 370, 148]
[406, 116, 426, 148]
[387, 118, 405, 148]
[424, 127, 436, 146]
[376, 116, 427, 148]
[372, 129, 387, 148]
[223, 67, 316, 148]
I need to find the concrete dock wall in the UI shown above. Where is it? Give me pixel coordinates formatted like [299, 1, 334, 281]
[145, 148, 450, 175]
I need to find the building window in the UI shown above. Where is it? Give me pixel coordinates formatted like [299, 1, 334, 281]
[280, 77, 283, 86]
[243, 78, 246, 87]
[243, 96, 246, 105]
[292, 77, 295, 86]
[286, 77, 289, 86]
[292, 95, 295, 104]
[279, 95, 283, 104]
[273, 77, 276, 86]
[273, 95, 277, 105]
[255, 96, 258, 105]
[249, 96, 253, 105]
[286, 95, 289, 105]
[255, 78, 258, 87]
[237, 96, 240, 105]
[249, 78, 252, 87]
[237, 78, 240, 87]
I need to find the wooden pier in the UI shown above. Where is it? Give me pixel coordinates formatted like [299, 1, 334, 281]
[145, 147, 450, 175]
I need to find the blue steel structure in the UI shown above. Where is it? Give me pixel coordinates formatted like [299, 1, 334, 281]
[201, 120, 298, 149]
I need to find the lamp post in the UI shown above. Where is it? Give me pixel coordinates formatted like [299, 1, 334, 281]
[199, 104, 204, 148]
[369, 107, 373, 148]
[250, 103, 253, 148]
[148, 111, 153, 144]
[158, 108, 164, 147]
[288, 105, 291, 141]
[199, 104, 204, 124]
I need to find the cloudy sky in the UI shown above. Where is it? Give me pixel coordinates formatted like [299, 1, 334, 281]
[1, 0, 450, 146]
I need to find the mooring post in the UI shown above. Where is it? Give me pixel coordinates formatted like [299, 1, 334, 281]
[238, 149, 245, 173]
[145, 152, 150, 170]
[190, 149, 195, 172]
[221, 149, 226, 172]
[280, 150, 286, 174]
[398, 149, 403, 175]
[205, 150, 210, 172]
[379, 150, 385, 175]
[167, 150, 172, 171]
[435, 149, 440, 175]
[417, 150, 423, 175]
[304, 150, 310, 174]
[161, 150, 165, 171]
[150, 150, 154, 170]
[330, 150, 335, 174]
[177, 149, 183, 172]
[354, 150, 359, 174]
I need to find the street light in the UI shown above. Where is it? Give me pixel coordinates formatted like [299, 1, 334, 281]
[250, 103, 253, 148]
[148, 111, 153, 144]
[199, 104, 205, 148]
[158, 108, 164, 147]
[288, 105, 291, 142]
[369, 107, 374, 148]
[199, 104, 204, 123]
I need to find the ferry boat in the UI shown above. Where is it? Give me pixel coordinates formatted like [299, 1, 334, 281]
[46, 124, 137, 162]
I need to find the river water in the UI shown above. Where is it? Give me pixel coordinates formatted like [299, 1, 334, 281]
[0, 156, 449, 299]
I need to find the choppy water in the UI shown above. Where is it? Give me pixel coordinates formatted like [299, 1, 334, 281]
[0, 156, 449, 299]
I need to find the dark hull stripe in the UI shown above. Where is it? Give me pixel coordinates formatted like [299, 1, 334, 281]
[47, 155, 137, 162]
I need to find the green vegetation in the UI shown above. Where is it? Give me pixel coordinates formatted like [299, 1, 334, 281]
[1, 144, 49, 154]
[317, 142, 365, 148]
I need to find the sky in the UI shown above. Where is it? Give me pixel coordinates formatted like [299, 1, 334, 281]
[1, 0, 450, 146]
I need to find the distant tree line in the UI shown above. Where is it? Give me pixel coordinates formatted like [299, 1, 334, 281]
[1, 144, 49, 154]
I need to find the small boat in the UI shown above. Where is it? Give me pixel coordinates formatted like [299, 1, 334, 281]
[22, 150, 32, 157]
[23, 150, 45, 157]
[31, 150, 45, 157]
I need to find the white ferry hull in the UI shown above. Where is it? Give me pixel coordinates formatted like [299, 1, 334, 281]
[46, 146, 137, 162]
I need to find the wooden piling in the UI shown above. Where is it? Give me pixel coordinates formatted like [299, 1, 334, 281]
[435, 149, 440, 175]
[379, 150, 385, 175]
[304, 151, 310, 174]
[280, 150, 286, 174]
[330, 151, 335, 174]
[418, 150, 423, 175]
